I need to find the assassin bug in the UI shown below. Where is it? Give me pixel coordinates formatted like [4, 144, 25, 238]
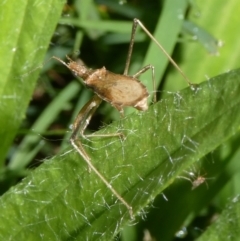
[53, 18, 193, 219]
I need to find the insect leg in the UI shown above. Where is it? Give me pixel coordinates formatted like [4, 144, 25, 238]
[133, 18, 193, 86]
[132, 64, 156, 103]
[124, 18, 193, 87]
[70, 95, 133, 218]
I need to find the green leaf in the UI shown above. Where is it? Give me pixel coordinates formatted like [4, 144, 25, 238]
[0, 0, 65, 166]
[0, 68, 239, 240]
[183, 20, 220, 55]
[164, 0, 240, 92]
[143, 130, 240, 240]
[197, 195, 240, 241]
[9, 81, 81, 170]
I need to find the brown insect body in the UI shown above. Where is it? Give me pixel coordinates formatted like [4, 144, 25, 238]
[192, 176, 207, 190]
[68, 59, 149, 114]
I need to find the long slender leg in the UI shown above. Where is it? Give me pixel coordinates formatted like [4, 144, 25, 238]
[123, 19, 138, 76]
[132, 64, 156, 103]
[124, 18, 193, 86]
[70, 94, 133, 218]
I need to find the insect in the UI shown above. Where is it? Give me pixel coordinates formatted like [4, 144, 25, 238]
[178, 170, 210, 190]
[191, 175, 207, 190]
[53, 18, 193, 219]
